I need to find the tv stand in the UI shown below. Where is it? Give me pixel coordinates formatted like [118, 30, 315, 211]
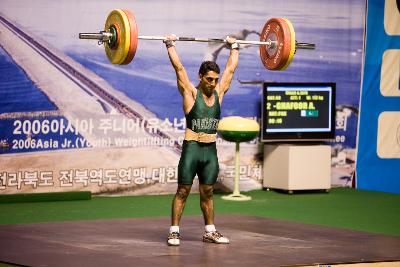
[262, 144, 331, 193]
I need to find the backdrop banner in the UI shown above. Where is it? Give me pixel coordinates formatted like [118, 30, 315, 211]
[356, 0, 400, 194]
[0, 0, 364, 195]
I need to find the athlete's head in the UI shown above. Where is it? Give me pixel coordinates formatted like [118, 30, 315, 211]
[199, 61, 220, 76]
[198, 61, 220, 95]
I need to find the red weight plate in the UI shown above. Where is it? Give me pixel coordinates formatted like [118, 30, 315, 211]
[121, 9, 138, 65]
[259, 18, 293, 70]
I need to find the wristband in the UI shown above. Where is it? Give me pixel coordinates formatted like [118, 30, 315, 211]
[231, 42, 239, 50]
[164, 40, 176, 49]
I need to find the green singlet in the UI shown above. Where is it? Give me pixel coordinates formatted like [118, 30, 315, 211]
[178, 90, 221, 185]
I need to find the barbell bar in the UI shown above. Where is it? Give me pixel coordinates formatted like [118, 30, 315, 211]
[78, 9, 315, 70]
[79, 32, 276, 46]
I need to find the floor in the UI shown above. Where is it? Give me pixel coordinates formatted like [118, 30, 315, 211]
[0, 215, 400, 267]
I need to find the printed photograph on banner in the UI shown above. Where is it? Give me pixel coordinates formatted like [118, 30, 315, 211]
[0, 0, 365, 195]
[329, 105, 358, 187]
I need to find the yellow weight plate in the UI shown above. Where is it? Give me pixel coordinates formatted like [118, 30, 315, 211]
[104, 9, 131, 64]
[279, 18, 296, 71]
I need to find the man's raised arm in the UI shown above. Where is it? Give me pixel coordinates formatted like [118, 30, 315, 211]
[164, 34, 192, 96]
[218, 36, 239, 96]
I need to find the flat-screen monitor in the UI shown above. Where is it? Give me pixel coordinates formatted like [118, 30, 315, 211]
[261, 82, 336, 142]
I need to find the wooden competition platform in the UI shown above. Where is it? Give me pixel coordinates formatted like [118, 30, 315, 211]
[0, 215, 399, 267]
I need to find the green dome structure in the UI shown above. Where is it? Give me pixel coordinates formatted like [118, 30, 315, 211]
[217, 117, 260, 201]
[217, 116, 260, 143]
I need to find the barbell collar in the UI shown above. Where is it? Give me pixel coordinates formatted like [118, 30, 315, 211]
[79, 31, 113, 42]
[295, 42, 316, 50]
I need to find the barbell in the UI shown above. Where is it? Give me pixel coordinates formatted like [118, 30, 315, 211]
[79, 9, 315, 70]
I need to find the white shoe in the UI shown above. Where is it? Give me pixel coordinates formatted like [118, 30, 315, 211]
[202, 231, 229, 244]
[167, 232, 180, 246]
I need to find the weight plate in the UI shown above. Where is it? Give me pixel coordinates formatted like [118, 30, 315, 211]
[121, 9, 139, 65]
[259, 18, 296, 71]
[279, 18, 296, 70]
[104, 9, 131, 64]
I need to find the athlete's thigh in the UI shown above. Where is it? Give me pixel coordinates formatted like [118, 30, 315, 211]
[198, 144, 219, 185]
[178, 141, 199, 185]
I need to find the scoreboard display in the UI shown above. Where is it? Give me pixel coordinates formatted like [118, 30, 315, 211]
[261, 83, 336, 142]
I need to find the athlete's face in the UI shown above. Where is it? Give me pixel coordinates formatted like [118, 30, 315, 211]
[199, 71, 219, 95]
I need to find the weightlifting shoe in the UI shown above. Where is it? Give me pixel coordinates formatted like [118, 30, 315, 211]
[202, 231, 229, 244]
[167, 232, 180, 246]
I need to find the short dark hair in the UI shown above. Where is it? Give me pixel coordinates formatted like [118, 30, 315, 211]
[198, 61, 220, 76]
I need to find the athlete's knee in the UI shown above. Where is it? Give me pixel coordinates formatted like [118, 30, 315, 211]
[175, 185, 191, 200]
[200, 184, 214, 200]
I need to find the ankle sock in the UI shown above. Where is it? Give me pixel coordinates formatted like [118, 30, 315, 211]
[205, 224, 216, 232]
[170, 225, 179, 234]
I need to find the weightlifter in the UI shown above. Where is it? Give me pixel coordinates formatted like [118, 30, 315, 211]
[164, 34, 239, 246]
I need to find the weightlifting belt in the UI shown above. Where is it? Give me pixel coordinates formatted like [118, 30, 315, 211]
[184, 128, 216, 143]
